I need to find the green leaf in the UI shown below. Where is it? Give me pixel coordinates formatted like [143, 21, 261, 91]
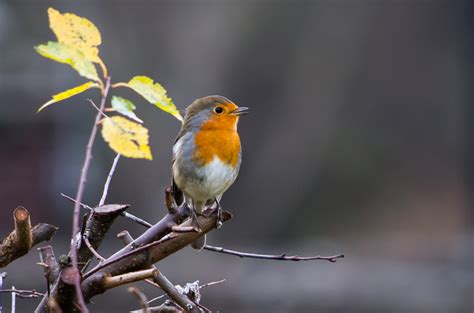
[38, 82, 98, 112]
[111, 96, 143, 123]
[101, 116, 152, 160]
[35, 41, 100, 81]
[125, 76, 183, 121]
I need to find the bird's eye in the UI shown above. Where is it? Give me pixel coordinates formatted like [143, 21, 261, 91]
[214, 106, 224, 114]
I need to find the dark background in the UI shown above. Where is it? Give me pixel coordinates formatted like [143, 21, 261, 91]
[0, 1, 472, 312]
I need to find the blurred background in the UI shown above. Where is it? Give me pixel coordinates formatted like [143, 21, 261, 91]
[0, 0, 472, 312]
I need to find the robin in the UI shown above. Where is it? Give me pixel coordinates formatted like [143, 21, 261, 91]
[172, 95, 248, 250]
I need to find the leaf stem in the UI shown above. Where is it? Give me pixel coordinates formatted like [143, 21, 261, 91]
[69, 76, 111, 313]
[98, 59, 108, 79]
[111, 82, 129, 88]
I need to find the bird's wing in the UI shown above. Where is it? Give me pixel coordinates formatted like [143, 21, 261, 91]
[171, 128, 187, 206]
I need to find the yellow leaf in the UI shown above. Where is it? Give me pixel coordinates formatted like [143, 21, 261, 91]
[48, 8, 102, 64]
[101, 116, 152, 160]
[38, 82, 98, 112]
[35, 41, 100, 81]
[126, 76, 183, 122]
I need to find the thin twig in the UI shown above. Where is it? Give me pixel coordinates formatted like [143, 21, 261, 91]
[11, 286, 15, 313]
[99, 153, 121, 206]
[203, 245, 344, 263]
[61, 193, 153, 228]
[199, 279, 226, 289]
[128, 286, 149, 313]
[147, 279, 226, 304]
[0, 289, 45, 298]
[83, 237, 105, 262]
[86, 99, 109, 120]
[69, 76, 111, 313]
[152, 271, 198, 312]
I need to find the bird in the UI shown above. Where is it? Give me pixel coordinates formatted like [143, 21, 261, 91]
[171, 95, 248, 250]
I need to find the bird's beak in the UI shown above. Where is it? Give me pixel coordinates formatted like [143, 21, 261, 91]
[230, 107, 249, 116]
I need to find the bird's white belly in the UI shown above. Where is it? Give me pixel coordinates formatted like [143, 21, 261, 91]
[184, 156, 237, 202]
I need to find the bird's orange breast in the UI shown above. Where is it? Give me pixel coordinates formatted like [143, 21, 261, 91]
[193, 115, 241, 167]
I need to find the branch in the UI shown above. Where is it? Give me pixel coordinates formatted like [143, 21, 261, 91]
[128, 286, 149, 313]
[13, 206, 32, 252]
[0, 207, 58, 268]
[99, 153, 121, 206]
[116, 231, 162, 289]
[61, 193, 152, 229]
[202, 245, 344, 263]
[76, 204, 129, 271]
[69, 76, 111, 313]
[0, 289, 45, 298]
[130, 302, 179, 313]
[55, 267, 78, 313]
[102, 268, 155, 290]
[81, 205, 231, 301]
[152, 271, 198, 313]
[38, 245, 60, 289]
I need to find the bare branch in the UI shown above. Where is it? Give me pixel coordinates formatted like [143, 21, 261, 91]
[117, 230, 134, 246]
[152, 271, 198, 313]
[0, 207, 58, 268]
[82, 238, 105, 262]
[128, 286, 149, 313]
[116, 231, 162, 289]
[13, 207, 32, 252]
[202, 245, 344, 263]
[147, 279, 225, 305]
[69, 75, 111, 313]
[0, 289, 45, 298]
[103, 269, 156, 290]
[81, 207, 230, 302]
[199, 279, 226, 290]
[99, 153, 121, 206]
[55, 267, 78, 313]
[77, 204, 129, 271]
[130, 302, 179, 313]
[86, 99, 109, 120]
[61, 193, 152, 229]
[38, 245, 60, 287]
